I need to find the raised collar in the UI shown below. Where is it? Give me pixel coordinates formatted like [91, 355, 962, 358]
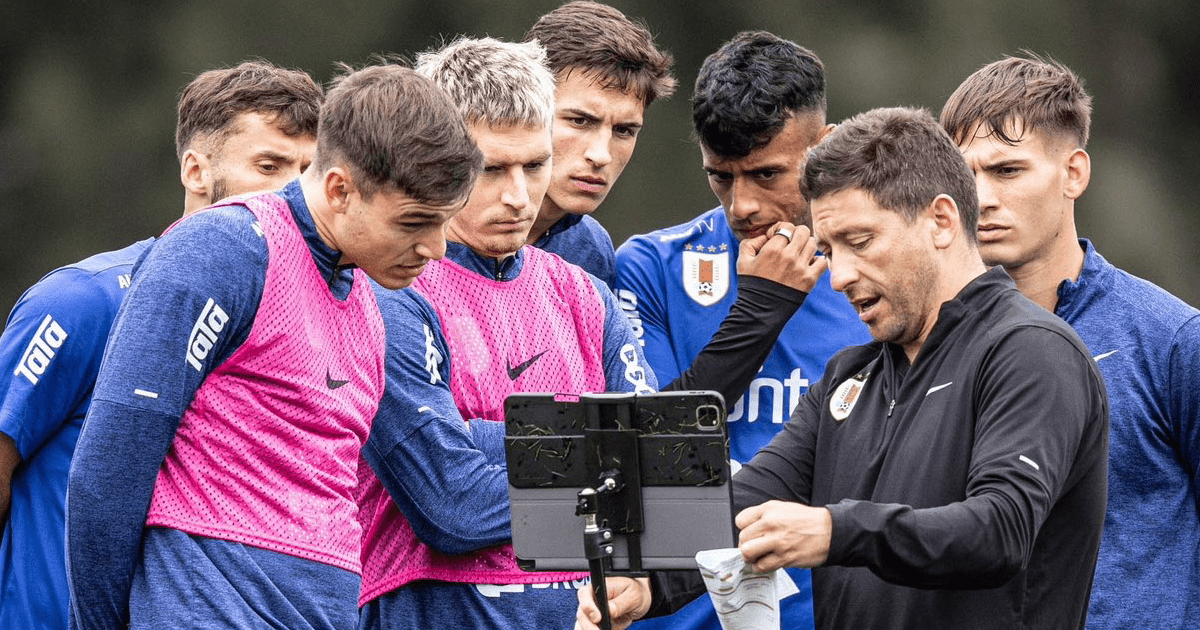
[444, 241, 525, 281]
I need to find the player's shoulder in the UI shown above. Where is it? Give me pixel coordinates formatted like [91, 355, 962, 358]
[575, 214, 614, 245]
[16, 238, 156, 316]
[617, 207, 729, 255]
[372, 283, 440, 326]
[63, 238, 155, 276]
[1075, 242, 1199, 335]
[164, 202, 261, 241]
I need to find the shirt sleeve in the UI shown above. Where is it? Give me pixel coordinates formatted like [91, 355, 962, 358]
[822, 326, 1106, 589]
[662, 276, 805, 406]
[1169, 314, 1200, 511]
[66, 208, 265, 630]
[0, 269, 116, 458]
[596, 276, 657, 394]
[614, 236, 681, 386]
[363, 288, 512, 554]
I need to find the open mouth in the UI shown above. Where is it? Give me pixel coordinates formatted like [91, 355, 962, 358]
[852, 295, 881, 322]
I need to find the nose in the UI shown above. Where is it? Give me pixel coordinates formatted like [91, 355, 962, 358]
[975, 173, 999, 216]
[728, 177, 759, 221]
[499, 167, 531, 211]
[583, 130, 612, 168]
[827, 252, 858, 293]
[414, 226, 447, 262]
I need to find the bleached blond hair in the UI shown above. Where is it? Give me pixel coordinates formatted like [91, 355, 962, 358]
[415, 37, 555, 129]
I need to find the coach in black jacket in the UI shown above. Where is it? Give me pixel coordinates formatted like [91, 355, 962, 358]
[577, 107, 1109, 630]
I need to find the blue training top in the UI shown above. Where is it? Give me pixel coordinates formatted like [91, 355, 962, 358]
[532, 213, 616, 288]
[1059, 239, 1200, 629]
[65, 180, 361, 630]
[360, 241, 655, 630]
[614, 206, 871, 630]
[0, 238, 151, 630]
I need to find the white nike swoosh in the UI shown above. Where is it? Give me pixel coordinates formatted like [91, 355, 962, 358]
[926, 382, 953, 396]
[1093, 350, 1118, 362]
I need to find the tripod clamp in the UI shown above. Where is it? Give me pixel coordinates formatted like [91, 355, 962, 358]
[577, 472, 624, 630]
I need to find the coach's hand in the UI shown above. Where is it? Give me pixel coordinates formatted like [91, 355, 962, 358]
[736, 500, 832, 572]
[737, 221, 826, 294]
[575, 576, 652, 630]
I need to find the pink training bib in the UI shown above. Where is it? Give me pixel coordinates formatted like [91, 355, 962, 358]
[358, 246, 604, 603]
[147, 193, 385, 573]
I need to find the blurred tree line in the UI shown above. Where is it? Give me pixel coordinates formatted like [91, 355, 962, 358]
[2, 0, 1197, 314]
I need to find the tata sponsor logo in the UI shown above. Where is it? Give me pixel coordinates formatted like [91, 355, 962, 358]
[727, 368, 810, 424]
[14, 315, 69, 385]
[616, 289, 646, 346]
[423, 324, 444, 385]
[619, 343, 654, 394]
[186, 298, 229, 371]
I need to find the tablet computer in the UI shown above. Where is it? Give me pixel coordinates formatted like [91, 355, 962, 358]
[504, 391, 735, 572]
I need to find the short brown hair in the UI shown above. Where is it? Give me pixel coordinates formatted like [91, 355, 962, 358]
[802, 107, 979, 243]
[175, 59, 323, 159]
[524, 0, 676, 107]
[314, 62, 482, 206]
[940, 53, 1092, 149]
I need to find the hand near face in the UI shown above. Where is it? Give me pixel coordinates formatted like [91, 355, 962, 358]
[575, 576, 652, 630]
[736, 222, 827, 294]
[736, 500, 832, 572]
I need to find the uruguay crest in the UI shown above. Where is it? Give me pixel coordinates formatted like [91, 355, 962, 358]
[682, 249, 729, 306]
[830, 373, 868, 422]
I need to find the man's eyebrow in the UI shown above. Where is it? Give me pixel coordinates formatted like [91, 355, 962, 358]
[251, 150, 294, 162]
[561, 108, 599, 122]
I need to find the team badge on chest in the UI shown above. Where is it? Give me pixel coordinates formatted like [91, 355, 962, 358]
[682, 249, 729, 306]
[830, 373, 869, 422]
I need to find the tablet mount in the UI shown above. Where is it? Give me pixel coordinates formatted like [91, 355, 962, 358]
[575, 398, 647, 630]
[504, 391, 732, 630]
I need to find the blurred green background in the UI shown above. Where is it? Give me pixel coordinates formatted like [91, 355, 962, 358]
[2, 0, 1197, 314]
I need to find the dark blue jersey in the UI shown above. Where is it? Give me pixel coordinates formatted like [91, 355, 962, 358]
[66, 180, 360, 630]
[1060, 240, 1200, 629]
[533, 213, 616, 287]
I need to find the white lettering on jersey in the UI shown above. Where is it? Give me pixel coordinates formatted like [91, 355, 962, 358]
[185, 298, 229, 371]
[727, 368, 809, 424]
[118, 273, 132, 290]
[423, 324, 443, 385]
[475, 579, 586, 598]
[475, 584, 526, 598]
[251, 221, 265, 238]
[619, 343, 654, 394]
[14, 314, 69, 385]
[658, 217, 717, 243]
[616, 289, 645, 347]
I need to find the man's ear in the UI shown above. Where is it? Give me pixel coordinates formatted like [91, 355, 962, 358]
[1064, 148, 1091, 201]
[928, 194, 961, 250]
[323, 167, 354, 215]
[180, 149, 212, 197]
[816, 123, 836, 144]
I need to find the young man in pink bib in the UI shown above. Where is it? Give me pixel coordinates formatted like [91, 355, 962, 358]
[65, 63, 481, 630]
